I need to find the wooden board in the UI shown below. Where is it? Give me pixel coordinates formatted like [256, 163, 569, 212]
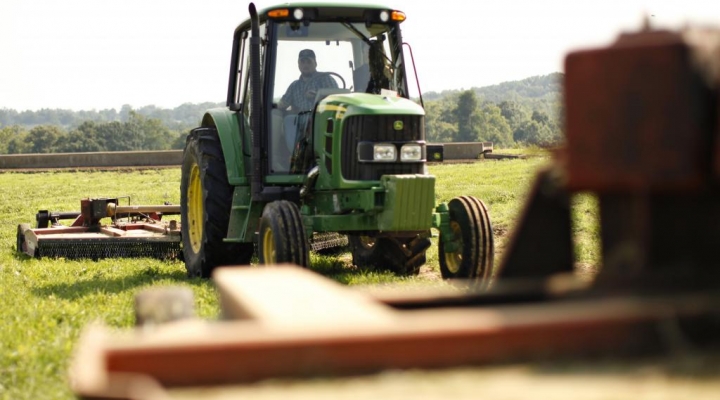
[70, 267, 720, 399]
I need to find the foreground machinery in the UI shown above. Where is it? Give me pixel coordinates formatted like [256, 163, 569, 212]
[70, 23, 720, 399]
[179, 2, 494, 279]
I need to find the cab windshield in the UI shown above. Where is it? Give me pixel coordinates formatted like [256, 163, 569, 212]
[271, 21, 407, 107]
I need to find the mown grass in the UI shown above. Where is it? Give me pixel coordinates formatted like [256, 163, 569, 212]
[0, 155, 600, 399]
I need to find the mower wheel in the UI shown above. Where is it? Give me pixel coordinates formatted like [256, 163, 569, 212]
[439, 196, 494, 284]
[258, 200, 310, 267]
[349, 232, 431, 275]
[16, 223, 32, 256]
[181, 127, 254, 278]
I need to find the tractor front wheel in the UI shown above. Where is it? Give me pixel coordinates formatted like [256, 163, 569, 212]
[181, 127, 253, 278]
[349, 233, 431, 275]
[258, 200, 310, 267]
[439, 196, 494, 285]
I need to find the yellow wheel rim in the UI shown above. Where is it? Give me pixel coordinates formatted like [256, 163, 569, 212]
[262, 227, 276, 263]
[187, 164, 203, 254]
[444, 221, 463, 274]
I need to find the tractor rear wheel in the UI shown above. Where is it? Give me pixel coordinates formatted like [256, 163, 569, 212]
[439, 196, 494, 284]
[181, 127, 253, 278]
[258, 200, 310, 267]
[349, 233, 431, 275]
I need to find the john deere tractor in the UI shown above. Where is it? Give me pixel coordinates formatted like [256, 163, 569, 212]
[180, 2, 494, 282]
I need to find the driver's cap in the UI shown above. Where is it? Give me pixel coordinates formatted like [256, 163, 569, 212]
[298, 49, 316, 60]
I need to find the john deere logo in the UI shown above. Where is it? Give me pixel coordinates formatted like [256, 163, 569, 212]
[393, 120, 403, 131]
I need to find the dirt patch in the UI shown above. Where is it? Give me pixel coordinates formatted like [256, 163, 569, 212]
[418, 264, 441, 281]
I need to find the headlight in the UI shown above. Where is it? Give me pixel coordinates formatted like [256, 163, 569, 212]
[293, 8, 304, 20]
[374, 144, 396, 162]
[400, 144, 422, 161]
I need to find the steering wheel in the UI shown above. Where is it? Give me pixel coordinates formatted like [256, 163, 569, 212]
[326, 72, 346, 89]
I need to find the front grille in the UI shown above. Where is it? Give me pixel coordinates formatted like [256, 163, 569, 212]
[341, 114, 425, 181]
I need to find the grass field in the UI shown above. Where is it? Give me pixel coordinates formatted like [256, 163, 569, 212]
[0, 155, 600, 399]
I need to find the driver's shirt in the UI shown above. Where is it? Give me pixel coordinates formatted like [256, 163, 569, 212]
[281, 72, 338, 112]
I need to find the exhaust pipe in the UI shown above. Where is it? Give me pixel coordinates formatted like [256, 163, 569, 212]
[249, 3, 263, 201]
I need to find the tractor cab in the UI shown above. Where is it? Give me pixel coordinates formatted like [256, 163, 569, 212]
[226, 5, 416, 181]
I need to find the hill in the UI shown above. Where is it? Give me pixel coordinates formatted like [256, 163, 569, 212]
[0, 73, 565, 154]
[0, 102, 224, 131]
[422, 73, 562, 120]
[424, 73, 562, 103]
[0, 74, 563, 131]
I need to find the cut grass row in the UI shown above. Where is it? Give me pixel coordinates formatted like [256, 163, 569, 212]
[0, 155, 599, 398]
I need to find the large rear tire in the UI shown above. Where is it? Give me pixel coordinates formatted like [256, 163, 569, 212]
[181, 127, 254, 278]
[349, 233, 431, 276]
[258, 200, 310, 267]
[439, 196, 494, 284]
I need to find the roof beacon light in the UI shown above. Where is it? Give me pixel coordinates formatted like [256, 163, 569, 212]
[391, 11, 406, 22]
[268, 9, 289, 18]
[293, 8, 304, 20]
[379, 11, 389, 22]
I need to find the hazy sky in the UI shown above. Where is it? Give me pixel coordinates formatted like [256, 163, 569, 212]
[1, 0, 717, 111]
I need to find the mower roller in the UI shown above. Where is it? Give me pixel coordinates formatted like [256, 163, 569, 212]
[16, 197, 182, 260]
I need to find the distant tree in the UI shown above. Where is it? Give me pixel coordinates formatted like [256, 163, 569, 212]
[477, 103, 513, 147]
[554, 99, 566, 142]
[425, 100, 457, 142]
[531, 110, 550, 125]
[99, 108, 119, 122]
[58, 121, 104, 152]
[453, 90, 481, 142]
[171, 133, 188, 149]
[27, 125, 65, 153]
[0, 109, 19, 127]
[97, 121, 131, 151]
[128, 112, 174, 150]
[119, 104, 133, 122]
[0, 125, 25, 154]
[7, 132, 31, 154]
[498, 101, 529, 132]
[514, 120, 554, 147]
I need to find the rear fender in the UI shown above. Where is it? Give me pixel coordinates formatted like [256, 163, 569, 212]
[201, 108, 250, 186]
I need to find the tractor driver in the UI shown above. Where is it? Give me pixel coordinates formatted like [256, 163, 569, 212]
[277, 49, 338, 112]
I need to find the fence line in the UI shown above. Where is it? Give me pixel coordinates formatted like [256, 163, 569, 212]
[0, 143, 492, 170]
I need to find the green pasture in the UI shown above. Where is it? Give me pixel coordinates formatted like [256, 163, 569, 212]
[0, 155, 600, 399]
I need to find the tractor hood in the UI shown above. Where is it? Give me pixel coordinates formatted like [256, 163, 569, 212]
[313, 92, 427, 191]
[317, 92, 425, 118]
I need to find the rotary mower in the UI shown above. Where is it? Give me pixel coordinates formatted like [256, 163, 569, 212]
[16, 197, 182, 260]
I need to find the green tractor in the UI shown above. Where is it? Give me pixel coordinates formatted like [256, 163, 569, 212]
[180, 2, 494, 282]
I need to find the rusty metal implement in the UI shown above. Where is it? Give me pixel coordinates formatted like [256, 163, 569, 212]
[17, 197, 182, 260]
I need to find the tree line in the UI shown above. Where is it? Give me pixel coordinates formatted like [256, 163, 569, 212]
[0, 74, 563, 154]
[423, 73, 563, 147]
[0, 112, 186, 154]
